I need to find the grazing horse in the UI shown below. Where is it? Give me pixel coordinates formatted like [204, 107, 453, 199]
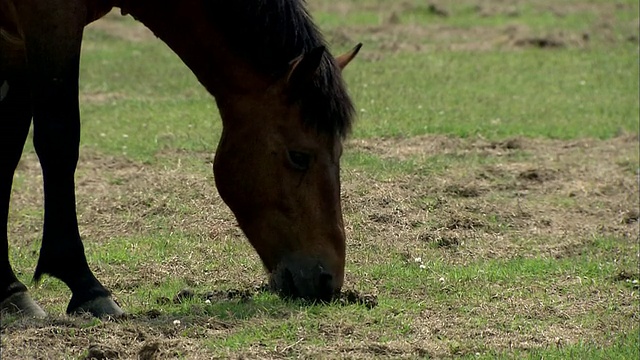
[0, 0, 361, 317]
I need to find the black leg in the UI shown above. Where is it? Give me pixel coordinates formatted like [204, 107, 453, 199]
[30, 80, 122, 315]
[16, 1, 122, 317]
[28, 54, 123, 317]
[0, 74, 46, 318]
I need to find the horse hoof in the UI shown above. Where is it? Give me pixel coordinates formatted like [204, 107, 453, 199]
[0, 292, 47, 318]
[68, 296, 124, 318]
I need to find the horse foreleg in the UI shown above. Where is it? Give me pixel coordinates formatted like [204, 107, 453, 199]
[16, 0, 123, 317]
[28, 54, 124, 318]
[0, 73, 46, 318]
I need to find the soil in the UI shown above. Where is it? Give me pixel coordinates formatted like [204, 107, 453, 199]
[2, 133, 636, 359]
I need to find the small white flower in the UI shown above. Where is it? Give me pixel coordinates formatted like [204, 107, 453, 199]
[173, 319, 181, 326]
[439, 277, 445, 283]
[419, 264, 426, 269]
[360, 108, 366, 113]
[122, 134, 129, 138]
[205, 299, 211, 304]
[414, 257, 422, 263]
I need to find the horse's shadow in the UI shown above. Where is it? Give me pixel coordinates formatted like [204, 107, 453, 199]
[1, 292, 312, 332]
[1, 286, 374, 332]
[138, 290, 296, 324]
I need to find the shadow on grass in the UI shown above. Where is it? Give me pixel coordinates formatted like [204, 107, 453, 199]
[1, 287, 375, 332]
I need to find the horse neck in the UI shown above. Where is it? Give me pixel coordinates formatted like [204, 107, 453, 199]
[122, 1, 271, 103]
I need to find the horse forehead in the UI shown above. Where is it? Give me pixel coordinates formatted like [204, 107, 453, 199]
[253, 103, 342, 156]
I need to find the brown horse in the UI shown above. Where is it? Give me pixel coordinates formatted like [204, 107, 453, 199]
[0, 0, 361, 317]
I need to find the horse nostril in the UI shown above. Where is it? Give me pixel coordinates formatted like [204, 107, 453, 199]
[317, 271, 334, 299]
[271, 266, 298, 299]
[319, 271, 333, 288]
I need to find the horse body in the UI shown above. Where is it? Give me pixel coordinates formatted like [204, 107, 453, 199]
[0, 0, 360, 317]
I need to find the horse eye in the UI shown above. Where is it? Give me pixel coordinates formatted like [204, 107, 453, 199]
[287, 151, 311, 171]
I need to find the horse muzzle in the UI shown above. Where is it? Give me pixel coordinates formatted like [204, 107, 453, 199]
[269, 255, 341, 302]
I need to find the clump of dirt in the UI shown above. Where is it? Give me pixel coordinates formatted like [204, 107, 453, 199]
[159, 286, 378, 309]
[156, 287, 263, 305]
[518, 168, 556, 183]
[84, 344, 120, 360]
[622, 210, 639, 224]
[427, 3, 449, 17]
[445, 214, 487, 231]
[419, 231, 461, 248]
[513, 36, 566, 48]
[174, 288, 197, 303]
[336, 289, 378, 309]
[138, 342, 161, 360]
[385, 12, 401, 25]
[202, 288, 256, 303]
[489, 138, 525, 150]
[143, 309, 162, 319]
[613, 270, 640, 290]
[445, 184, 484, 198]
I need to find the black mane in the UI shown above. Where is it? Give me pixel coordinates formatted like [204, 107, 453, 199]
[206, 0, 355, 138]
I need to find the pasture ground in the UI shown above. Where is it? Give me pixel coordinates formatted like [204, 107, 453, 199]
[2, 0, 639, 359]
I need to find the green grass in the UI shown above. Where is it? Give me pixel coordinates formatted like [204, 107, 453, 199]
[69, 24, 639, 163]
[473, 329, 640, 359]
[347, 48, 638, 139]
[3, 1, 639, 358]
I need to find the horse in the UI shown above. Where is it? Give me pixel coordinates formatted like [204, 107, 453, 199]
[0, 0, 361, 318]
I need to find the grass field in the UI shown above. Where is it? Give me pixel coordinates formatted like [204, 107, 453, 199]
[2, 0, 639, 358]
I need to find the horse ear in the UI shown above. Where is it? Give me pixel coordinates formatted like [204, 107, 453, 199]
[336, 43, 362, 70]
[286, 46, 326, 85]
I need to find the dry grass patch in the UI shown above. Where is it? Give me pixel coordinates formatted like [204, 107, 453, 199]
[3, 133, 638, 358]
[344, 134, 638, 263]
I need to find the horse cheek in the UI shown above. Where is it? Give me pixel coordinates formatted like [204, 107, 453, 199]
[213, 146, 249, 219]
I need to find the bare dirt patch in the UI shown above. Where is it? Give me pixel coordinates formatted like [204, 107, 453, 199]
[8, 150, 232, 247]
[344, 134, 639, 262]
[2, 133, 638, 358]
[337, 21, 593, 55]
[318, 0, 633, 56]
[79, 91, 127, 105]
[1, 316, 203, 359]
[87, 11, 156, 43]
